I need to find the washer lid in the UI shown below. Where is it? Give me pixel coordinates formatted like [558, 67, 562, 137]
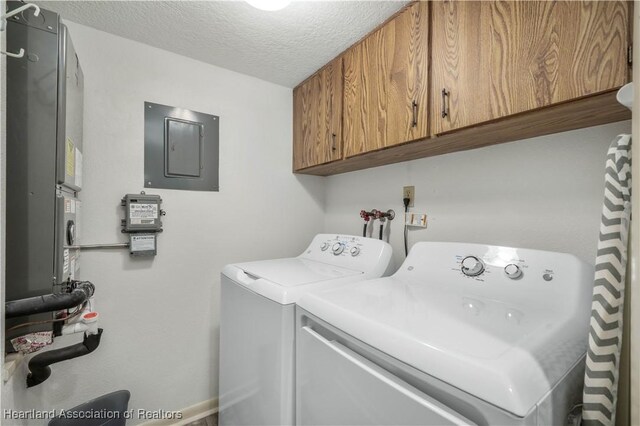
[300, 278, 587, 418]
[222, 258, 363, 305]
[235, 258, 362, 287]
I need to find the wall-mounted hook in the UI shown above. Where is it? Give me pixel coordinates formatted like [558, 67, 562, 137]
[0, 48, 24, 58]
[1, 3, 40, 31]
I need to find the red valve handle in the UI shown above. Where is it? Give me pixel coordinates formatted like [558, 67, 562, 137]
[360, 210, 373, 221]
[373, 209, 394, 220]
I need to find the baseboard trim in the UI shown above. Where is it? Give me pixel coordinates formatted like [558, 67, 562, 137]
[139, 398, 218, 426]
[2, 353, 24, 383]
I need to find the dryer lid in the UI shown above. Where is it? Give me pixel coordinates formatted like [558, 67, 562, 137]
[297, 242, 593, 418]
[299, 277, 588, 418]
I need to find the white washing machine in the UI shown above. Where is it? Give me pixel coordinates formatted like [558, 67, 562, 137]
[218, 234, 393, 426]
[296, 242, 593, 425]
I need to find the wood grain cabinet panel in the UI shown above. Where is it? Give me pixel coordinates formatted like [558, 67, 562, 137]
[431, 0, 630, 135]
[293, 58, 343, 170]
[343, 1, 430, 158]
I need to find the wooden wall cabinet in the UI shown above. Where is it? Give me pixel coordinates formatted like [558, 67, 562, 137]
[343, 1, 430, 158]
[293, 57, 343, 170]
[431, 1, 631, 134]
[293, 1, 631, 176]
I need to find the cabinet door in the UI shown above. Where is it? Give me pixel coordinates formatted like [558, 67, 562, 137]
[343, 2, 430, 158]
[431, 1, 630, 135]
[293, 58, 343, 170]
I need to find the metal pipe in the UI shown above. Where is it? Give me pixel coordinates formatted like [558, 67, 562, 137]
[66, 243, 129, 250]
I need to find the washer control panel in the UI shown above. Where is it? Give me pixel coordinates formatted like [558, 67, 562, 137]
[318, 236, 364, 257]
[332, 242, 345, 255]
[306, 235, 389, 260]
[301, 234, 393, 276]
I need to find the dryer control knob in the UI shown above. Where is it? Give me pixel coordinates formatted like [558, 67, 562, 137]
[332, 242, 345, 255]
[320, 242, 329, 251]
[350, 246, 360, 257]
[504, 264, 522, 279]
[461, 256, 485, 277]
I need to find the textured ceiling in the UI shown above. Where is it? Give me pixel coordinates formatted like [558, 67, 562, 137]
[36, 1, 409, 87]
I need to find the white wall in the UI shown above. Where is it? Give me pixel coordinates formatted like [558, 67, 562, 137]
[0, 13, 633, 426]
[324, 121, 632, 269]
[2, 21, 325, 424]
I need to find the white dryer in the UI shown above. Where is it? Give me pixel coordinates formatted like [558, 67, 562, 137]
[296, 242, 593, 425]
[219, 234, 393, 426]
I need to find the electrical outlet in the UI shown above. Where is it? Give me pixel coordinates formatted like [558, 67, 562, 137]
[403, 186, 415, 208]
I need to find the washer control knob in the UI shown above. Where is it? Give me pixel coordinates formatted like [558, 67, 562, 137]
[461, 256, 485, 277]
[320, 242, 329, 251]
[350, 246, 360, 257]
[504, 264, 522, 279]
[332, 242, 345, 255]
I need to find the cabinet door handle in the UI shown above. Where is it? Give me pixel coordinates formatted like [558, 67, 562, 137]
[411, 101, 418, 127]
[331, 133, 337, 151]
[441, 89, 450, 118]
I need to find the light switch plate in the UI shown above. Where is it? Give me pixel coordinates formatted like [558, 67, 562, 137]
[405, 212, 427, 228]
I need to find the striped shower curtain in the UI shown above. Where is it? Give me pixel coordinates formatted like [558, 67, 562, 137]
[582, 134, 632, 425]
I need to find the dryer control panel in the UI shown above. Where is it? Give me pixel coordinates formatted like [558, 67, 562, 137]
[455, 253, 528, 282]
[396, 242, 592, 314]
